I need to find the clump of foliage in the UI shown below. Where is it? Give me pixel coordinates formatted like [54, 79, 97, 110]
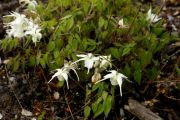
[0, 0, 178, 119]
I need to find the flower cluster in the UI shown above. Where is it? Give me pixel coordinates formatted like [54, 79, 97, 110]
[48, 61, 79, 89]
[146, 8, 161, 23]
[118, 8, 161, 27]
[3, 0, 41, 45]
[49, 53, 128, 96]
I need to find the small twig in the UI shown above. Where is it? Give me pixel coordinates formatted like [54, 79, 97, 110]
[64, 100, 91, 120]
[63, 88, 75, 120]
[4, 65, 23, 109]
[11, 90, 23, 109]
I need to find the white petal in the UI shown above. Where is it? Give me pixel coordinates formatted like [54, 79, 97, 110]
[110, 78, 118, 85]
[117, 74, 123, 96]
[76, 54, 87, 58]
[95, 77, 109, 84]
[118, 19, 124, 26]
[71, 68, 79, 81]
[84, 59, 94, 74]
[104, 73, 115, 80]
[61, 71, 69, 89]
[48, 69, 62, 83]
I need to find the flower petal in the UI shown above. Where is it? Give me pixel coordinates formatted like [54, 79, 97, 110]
[117, 74, 123, 96]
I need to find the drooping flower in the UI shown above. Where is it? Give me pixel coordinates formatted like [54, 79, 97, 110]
[63, 61, 79, 81]
[96, 70, 128, 96]
[118, 19, 128, 28]
[75, 53, 99, 74]
[4, 12, 28, 38]
[48, 62, 79, 89]
[146, 8, 161, 23]
[25, 20, 42, 45]
[49, 68, 69, 88]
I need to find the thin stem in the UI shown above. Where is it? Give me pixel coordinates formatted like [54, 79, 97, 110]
[63, 88, 75, 120]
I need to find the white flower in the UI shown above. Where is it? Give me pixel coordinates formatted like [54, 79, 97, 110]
[118, 19, 128, 28]
[146, 8, 161, 23]
[19, 0, 38, 12]
[4, 12, 28, 38]
[25, 20, 42, 45]
[63, 61, 79, 81]
[49, 68, 70, 88]
[3, 12, 42, 45]
[99, 55, 112, 70]
[96, 70, 128, 96]
[75, 53, 99, 74]
[48, 62, 79, 89]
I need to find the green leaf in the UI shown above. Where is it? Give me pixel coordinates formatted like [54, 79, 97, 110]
[152, 27, 164, 36]
[13, 59, 20, 71]
[122, 42, 136, 56]
[47, 41, 55, 52]
[38, 111, 46, 120]
[123, 64, 131, 77]
[29, 56, 36, 66]
[110, 48, 122, 59]
[134, 69, 142, 85]
[102, 91, 108, 101]
[65, 17, 74, 31]
[150, 66, 158, 80]
[94, 103, 104, 118]
[84, 106, 91, 118]
[99, 17, 105, 29]
[92, 97, 102, 113]
[104, 95, 113, 117]
[92, 83, 101, 92]
[138, 49, 152, 67]
[60, 14, 72, 21]
[53, 50, 60, 59]
[40, 58, 46, 68]
[92, 102, 98, 113]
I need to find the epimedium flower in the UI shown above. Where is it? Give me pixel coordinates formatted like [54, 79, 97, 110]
[4, 12, 28, 38]
[75, 53, 99, 74]
[118, 19, 128, 28]
[146, 8, 161, 23]
[25, 20, 42, 45]
[19, 0, 38, 12]
[48, 62, 79, 89]
[49, 68, 70, 89]
[63, 61, 79, 81]
[95, 70, 128, 96]
[3, 12, 42, 45]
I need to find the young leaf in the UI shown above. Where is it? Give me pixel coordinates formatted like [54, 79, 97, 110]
[94, 104, 104, 118]
[84, 106, 91, 118]
[104, 95, 113, 118]
[134, 69, 142, 85]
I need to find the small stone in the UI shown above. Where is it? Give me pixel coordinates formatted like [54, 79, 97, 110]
[0, 113, 3, 119]
[21, 109, 33, 116]
[53, 91, 60, 100]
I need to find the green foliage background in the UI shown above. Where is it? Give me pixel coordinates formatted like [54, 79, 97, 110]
[0, 0, 178, 119]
